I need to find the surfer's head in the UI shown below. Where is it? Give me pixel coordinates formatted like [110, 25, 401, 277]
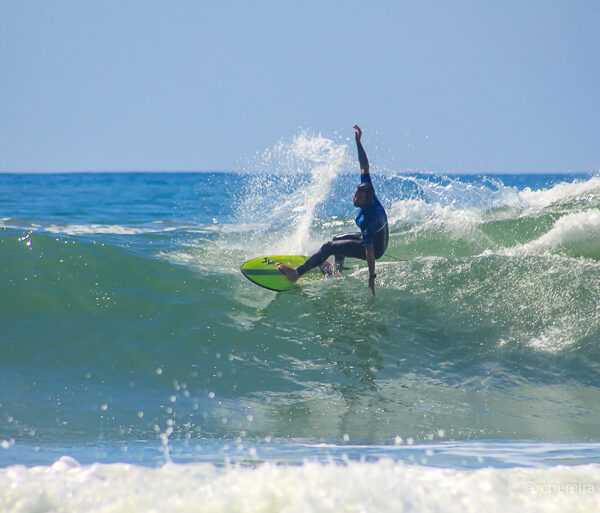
[354, 183, 374, 207]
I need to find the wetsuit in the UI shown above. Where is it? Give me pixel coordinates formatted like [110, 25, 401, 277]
[296, 138, 388, 276]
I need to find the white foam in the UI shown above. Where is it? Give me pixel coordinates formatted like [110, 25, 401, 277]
[511, 210, 600, 258]
[0, 219, 190, 236]
[1, 459, 599, 512]
[51, 455, 82, 471]
[387, 198, 482, 229]
[384, 175, 511, 240]
[528, 325, 575, 353]
[386, 175, 600, 230]
[518, 176, 600, 210]
[44, 224, 178, 235]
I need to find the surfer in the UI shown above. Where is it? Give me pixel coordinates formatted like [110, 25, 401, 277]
[277, 125, 388, 295]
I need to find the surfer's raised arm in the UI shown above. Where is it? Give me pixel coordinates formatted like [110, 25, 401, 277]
[354, 125, 369, 175]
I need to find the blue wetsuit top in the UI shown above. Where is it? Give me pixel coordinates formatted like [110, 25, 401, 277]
[356, 173, 388, 245]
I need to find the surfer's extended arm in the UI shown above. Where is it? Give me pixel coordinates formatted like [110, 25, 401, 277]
[354, 125, 369, 175]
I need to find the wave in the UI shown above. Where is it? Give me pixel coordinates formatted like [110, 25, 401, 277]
[3, 220, 600, 444]
[3, 160, 600, 444]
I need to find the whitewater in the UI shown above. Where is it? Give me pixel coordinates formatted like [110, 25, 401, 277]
[2, 133, 600, 512]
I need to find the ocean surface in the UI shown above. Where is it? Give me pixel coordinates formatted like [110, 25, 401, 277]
[2, 134, 600, 511]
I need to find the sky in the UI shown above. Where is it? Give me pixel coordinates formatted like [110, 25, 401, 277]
[1, 1, 599, 173]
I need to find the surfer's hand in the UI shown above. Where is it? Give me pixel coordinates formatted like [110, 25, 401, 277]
[354, 125, 362, 142]
[369, 275, 375, 295]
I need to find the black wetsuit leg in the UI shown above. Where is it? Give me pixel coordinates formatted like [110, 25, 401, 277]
[296, 233, 365, 277]
[296, 223, 389, 277]
[331, 232, 363, 270]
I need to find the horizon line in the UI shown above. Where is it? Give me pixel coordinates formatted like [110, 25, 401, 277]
[0, 169, 597, 176]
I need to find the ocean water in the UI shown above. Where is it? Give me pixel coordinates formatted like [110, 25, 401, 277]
[2, 134, 600, 511]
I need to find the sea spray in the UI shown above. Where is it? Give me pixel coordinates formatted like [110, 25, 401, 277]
[235, 131, 349, 254]
[281, 133, 348, 253]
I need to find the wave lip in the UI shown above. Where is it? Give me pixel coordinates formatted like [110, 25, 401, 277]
[517, 175, 600, 210]
[513, 210, 600, 260]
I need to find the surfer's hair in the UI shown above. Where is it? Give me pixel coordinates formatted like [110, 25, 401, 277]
[357, 183, 374, 202]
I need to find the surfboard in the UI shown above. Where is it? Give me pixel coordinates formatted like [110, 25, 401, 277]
[240, 255, 325, 292]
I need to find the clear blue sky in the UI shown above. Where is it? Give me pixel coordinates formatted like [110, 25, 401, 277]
[1, 1, 599, 173]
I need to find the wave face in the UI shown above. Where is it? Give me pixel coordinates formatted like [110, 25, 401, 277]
[2, 144, 600, 448]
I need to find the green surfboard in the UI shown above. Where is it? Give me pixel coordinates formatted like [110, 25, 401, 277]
[240, 255, 324, 292]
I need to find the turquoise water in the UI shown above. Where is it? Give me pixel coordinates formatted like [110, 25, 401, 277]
[2, 136, 600, 511]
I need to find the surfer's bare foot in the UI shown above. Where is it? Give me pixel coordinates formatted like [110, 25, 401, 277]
[277, 263, 299, 283]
